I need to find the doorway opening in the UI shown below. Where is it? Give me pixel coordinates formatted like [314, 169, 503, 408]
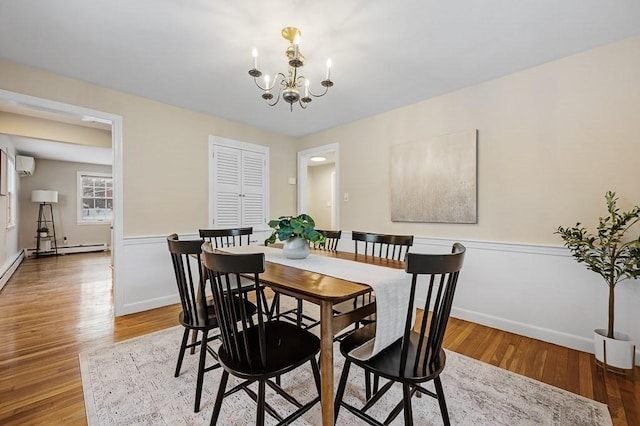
[297, 143, 339, 230]
[0, 89, 124, 314]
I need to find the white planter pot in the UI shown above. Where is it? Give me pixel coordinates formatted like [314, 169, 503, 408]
[593, 329, 636, 371]
[282, 237, 310, 259]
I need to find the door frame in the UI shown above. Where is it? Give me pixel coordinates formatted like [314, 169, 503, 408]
[297, 143, 339, 229]
[0, 89, 124, 314]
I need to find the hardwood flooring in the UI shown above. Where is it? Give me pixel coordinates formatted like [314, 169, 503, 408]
[0, 252, 638, 425]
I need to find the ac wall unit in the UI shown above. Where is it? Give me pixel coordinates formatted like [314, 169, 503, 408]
[16, 155, 35, 176]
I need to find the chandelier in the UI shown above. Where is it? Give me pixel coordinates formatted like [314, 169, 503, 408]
[248, 27, 333, 111]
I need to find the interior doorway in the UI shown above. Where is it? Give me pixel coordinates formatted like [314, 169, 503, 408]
[297, 143, 339, 230]
[0, 89, 123, 314]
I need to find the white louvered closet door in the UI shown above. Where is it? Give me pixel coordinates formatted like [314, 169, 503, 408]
[212, 144, 266, 228]
[240, 150, 266, 227]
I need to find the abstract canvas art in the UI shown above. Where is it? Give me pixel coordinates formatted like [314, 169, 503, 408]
[390, 130, 477, 223]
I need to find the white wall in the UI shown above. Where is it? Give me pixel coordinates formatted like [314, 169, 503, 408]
[0, 135, 22, 292]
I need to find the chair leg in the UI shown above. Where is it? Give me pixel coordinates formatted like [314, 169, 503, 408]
[310, 356, 321, 395]
[175, 328, 190, 377]
[365, 370, 371, 400]
[210, 370, 229, 426]
[334, 359, 351, 423]
[194, 330, 209, 412]
[257, 380, 266, 426]
[269, 292, 280, 319]
[402, 383, 414, 425]
[433, 377, 451, 426]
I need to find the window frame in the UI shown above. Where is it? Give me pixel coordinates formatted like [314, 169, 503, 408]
[77, 171, 113, 225]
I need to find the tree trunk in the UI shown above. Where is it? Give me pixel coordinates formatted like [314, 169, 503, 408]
[607, 282, 615, 339]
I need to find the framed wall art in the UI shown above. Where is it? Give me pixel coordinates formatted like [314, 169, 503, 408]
[390, 129, 477, 223]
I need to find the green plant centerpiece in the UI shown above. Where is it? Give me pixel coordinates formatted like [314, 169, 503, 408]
[265, 214, 325, 259]
[556, 191, 640, 342]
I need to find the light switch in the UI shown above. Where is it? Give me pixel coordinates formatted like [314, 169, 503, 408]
[343, 192, 349, 202]
[288, 177, 297, 185]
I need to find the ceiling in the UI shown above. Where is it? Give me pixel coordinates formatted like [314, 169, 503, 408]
[9, 135, 112, 166]
[1, 1, 640, 137]
[0, 103, 113, 166]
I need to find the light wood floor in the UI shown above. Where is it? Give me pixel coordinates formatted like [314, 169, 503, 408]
[0, 252, 638, 425]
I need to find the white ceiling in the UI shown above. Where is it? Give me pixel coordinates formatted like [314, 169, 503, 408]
[9, 135, 113, 166]
[1, 1, 640, 137]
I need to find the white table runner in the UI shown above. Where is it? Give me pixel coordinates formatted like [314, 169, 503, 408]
[221, 245, 412, 360]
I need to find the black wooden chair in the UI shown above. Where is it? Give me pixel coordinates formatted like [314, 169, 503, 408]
[167, 233, 257, 413]
[352, 231, 414, 260]
[275, 229, 342, 329]
[312, 229, 342, 250]
[199, 227, 253, 248]
[334, 243, 466, 425]
[333, 231, 414, 329]
[200, 227, 270, 310]
[202, 247, 321, 426]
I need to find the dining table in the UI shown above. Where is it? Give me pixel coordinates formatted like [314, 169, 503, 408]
[221, 245, 406, 426]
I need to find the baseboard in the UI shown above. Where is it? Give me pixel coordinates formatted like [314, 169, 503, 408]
[58, 243, 108, 255]
[120, 294, 181, 316]
[26, 243, 108, 257]
[0, 250, 25, 292]
[450, 306, 594, 352]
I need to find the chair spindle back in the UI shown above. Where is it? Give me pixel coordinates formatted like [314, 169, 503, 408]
[352, 231, 414, 260]
[400, 243, 466, 377]
[199, 227, 253, 249]
[167, 234, 208, 327]
[313, 229, 342, 250]
[202, 248, 267, 370]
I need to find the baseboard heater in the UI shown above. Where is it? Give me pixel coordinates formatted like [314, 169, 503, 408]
[28, 243, 108, 256]
[0, 250, 25, 292]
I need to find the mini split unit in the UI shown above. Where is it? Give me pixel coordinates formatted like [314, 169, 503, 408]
[16, 155, 35, 176]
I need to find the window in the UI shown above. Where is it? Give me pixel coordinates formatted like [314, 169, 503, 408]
[78, 172, 113, 223]
[6, 155, 16, 228]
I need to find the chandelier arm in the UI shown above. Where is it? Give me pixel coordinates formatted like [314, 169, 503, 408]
[253, 77, 268, 91]
[307, 84, 330, 98]
[266, 86, 283, 106]
[253, 73, 288, 92]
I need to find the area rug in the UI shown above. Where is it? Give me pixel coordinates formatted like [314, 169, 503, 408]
[79, 322, 611, 426]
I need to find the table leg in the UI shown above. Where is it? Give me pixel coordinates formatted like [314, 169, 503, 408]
[320, 300, 334, 426]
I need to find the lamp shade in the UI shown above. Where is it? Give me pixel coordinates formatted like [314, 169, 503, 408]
[31, 190, 58, 203]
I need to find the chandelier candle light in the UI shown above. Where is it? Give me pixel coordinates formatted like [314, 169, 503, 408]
[249, 27, 333, 111]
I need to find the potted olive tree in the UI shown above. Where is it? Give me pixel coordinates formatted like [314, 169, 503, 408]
[265, 214, 325, 259]
[556, 191, 640, 372]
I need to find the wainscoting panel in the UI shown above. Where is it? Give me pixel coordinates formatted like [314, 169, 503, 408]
[118, 232, 639, 364]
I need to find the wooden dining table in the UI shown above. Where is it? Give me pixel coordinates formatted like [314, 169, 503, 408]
[256, 249, 404, 426]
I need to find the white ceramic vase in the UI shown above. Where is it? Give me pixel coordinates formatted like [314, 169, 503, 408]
[282, 236, 310, 259]
[593, 329, 636, 371]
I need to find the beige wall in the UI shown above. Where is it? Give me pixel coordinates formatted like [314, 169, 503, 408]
[307, 163, 335, 230]
[18, 159, 112, 249]
[0, 61, 297, 236]
[297, 35, 640, 245]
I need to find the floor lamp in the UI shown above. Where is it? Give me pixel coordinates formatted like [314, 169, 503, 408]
[32, 190, 59, 257]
